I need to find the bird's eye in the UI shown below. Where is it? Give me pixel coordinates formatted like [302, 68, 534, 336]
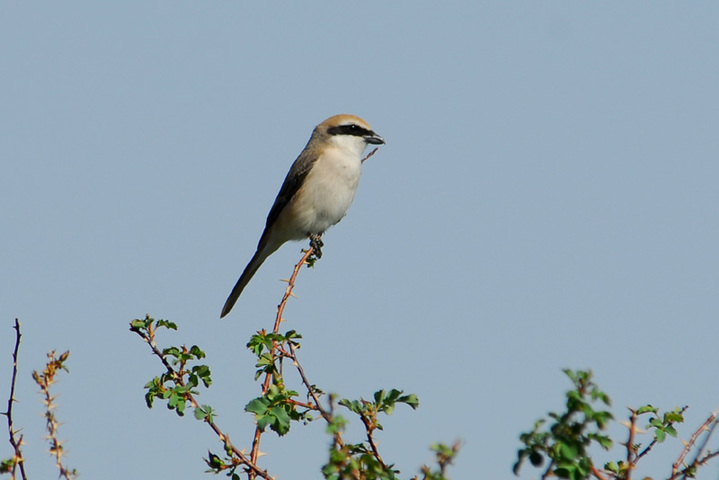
[327, 123, 366, 137]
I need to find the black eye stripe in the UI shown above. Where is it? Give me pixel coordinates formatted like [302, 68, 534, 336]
[327, 124, 373, 138]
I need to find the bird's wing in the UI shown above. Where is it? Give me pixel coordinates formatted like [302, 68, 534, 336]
[263, 147, 317, 230]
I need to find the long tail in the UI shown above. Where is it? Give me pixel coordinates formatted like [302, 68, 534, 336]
[220, 236, 279, 318]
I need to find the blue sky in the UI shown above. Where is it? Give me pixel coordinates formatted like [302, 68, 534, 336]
[2, 2, 718, 479]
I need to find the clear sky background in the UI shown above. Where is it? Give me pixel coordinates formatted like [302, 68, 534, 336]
[2, 2, 718, 479]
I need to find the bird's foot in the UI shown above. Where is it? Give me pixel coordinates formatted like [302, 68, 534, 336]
[309, 234, 324, 259]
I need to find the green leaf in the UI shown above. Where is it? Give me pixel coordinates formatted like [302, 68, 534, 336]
[665, 410, 685, 423]
[189, 345, 206, 359]
[129, 318, 150, 331]
[163, 346, 182, 358]
[270, 406, 292, 435]
[257, 414, 272, 431]
[245, 397, 270, 415]
[156, 319, 177, 330]
[195, 405, 215, 422]
[1, 458, 17, 474]
[192, 365, 212, 387]
[554, 465, 572, 478]
[592, 410, 613, 429]
[595, 434, 613, 450]
[338, 398, 362, 414]
[398, 393, 419, 410]
[559, 442, 578, 460]
[247, 334, 270, 356]
[195, 406, 206, 420]
[284, 329, 301, 340]
[636, 404, 657, 415]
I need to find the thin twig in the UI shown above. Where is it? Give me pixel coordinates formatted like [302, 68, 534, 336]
[695, 448, 719, 469]
[2, 319, 27, 480]
[286, 340, 345, 452]
[287, 342, 327, 419]
[591, 465, 608, 480]
[361, 147, 379, 164]
[541, 459, 556, 480]
[360, 412, 388, 470]
[635, 437, 658, 462]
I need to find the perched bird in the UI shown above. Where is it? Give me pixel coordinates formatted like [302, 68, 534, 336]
[220, 114, 385, 318]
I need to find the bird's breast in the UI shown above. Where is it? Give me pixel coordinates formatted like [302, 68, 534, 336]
[286, 148, 362, 236]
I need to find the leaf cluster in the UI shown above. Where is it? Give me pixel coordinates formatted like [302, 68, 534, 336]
[133, 317, 212, 417]
[245, 383, 307, 436]
[418, 443, 461, 480]
[246, 329, 301, 380]
[514, 369, 613, 480]
[321, 390, 420, 480]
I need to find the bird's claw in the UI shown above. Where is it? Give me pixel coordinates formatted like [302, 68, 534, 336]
[309, 234, 324, 258]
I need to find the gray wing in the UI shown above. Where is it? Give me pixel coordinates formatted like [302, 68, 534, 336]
[263, 146, 317, 230]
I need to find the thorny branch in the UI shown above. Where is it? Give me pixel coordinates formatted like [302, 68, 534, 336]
[2, 319, 27, 480]
[625, 408, 638, 478]
[32, 350, 77, 480]
[360, 409, 389, 470]
[670, 410, 719, 480]
[249, 246, 316, 475]
[132, 323, 273, 480]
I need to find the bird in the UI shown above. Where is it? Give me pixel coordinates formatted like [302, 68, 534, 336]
[220, 114, 385, 318]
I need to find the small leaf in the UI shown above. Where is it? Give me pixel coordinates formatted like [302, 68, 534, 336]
[156, 319, 177, 330]
[189, 345, 206, 359]
[559, 442, 578, 460]
[595, 434, 613, 450]
[163, 346, 182, 358]
[665, 410, 684, 423]
[398, 393, 419, 410]
[129, 318, 150, 331]
[636, 405, 657, 415]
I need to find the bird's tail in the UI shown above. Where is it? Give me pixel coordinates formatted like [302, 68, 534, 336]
[220, 238, 279, 318]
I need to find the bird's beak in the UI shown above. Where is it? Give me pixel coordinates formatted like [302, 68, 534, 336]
[365, 132, 385, 145]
